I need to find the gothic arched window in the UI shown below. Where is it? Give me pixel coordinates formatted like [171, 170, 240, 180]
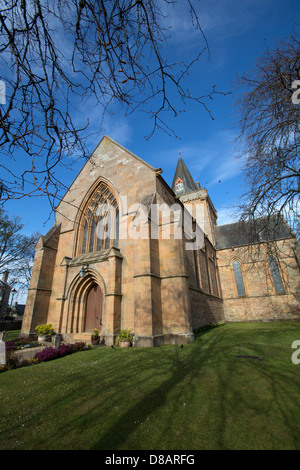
[79, 182, 119, 255]
[233, 260, 246, 296]
[268, 256, 284, 293]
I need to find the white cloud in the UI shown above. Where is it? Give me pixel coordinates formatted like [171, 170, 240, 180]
[146, 128, 243, 186]
[198, 0, 274, 40]
[101, 115, 133, 147]
[207, 154, 243, 187]
[216, 207, 240, 226]
[156, 0, 275, 54]
[183, 129, 242, 186]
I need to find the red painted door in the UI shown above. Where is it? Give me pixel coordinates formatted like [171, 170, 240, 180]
[85, 284, 103, 332]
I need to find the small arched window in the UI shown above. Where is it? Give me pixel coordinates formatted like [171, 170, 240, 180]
[233, 260, 246, 296]
[268, 256, 284, 293]
[79, 182, 119, 254]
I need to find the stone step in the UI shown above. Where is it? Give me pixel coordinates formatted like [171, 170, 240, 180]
[63, 332, 93, 344]
[14, 346, 46, 361]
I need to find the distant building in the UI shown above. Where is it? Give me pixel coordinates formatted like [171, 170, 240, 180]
[10, 302, 26, 320]
[0, 271, 12, 321]
[22, 136, 300, 345]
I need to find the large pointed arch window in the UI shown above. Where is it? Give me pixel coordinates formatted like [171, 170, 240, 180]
[79, 182, 119, 255]
[233, 260, 246, 296]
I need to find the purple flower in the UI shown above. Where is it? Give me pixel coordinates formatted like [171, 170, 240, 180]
[5, 340, 17, 351]
[34, 343, 73, 362]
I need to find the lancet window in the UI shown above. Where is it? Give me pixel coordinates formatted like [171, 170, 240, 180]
[268, 256, 284, 293]
[233, 260, 246, 296]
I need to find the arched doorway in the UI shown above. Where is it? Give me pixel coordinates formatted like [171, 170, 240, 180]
[84, 283, 103, 332]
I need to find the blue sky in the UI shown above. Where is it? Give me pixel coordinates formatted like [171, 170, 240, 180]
[4, 0, 300, 238]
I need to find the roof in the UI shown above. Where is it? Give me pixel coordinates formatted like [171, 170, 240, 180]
[171, 156, 199, 196]
[215, 216, 293, 250]
[55, 135, 157, 212]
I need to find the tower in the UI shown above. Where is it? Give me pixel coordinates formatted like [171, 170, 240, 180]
[171, 153, 217, 245]
[171, 152, 200, 196]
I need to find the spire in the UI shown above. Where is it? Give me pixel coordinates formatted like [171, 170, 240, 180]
[171, 152, 199, 196]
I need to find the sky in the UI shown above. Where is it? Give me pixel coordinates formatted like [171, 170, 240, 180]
[2, 0, 300, 300]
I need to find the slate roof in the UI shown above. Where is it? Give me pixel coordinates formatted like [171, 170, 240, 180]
[215, 216, 293, 250]
[171, 156, 199, 196]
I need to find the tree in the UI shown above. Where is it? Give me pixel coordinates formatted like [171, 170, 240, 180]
[234, 27, 300, 236]
[0, 0, 220, 208]
[0, 208, 39, 294]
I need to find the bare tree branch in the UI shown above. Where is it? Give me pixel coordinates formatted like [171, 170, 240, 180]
[0, 208, 40, 294]
[0, 0, 225, 210]
[234, 26, 300, 236]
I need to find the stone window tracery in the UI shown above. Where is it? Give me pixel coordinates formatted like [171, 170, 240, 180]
[79, 182, 119, 254]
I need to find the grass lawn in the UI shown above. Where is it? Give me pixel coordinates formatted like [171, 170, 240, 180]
[0, 321, 299, 450]
[5, 330, 21, 342]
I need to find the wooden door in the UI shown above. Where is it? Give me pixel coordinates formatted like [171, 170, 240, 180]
[85, 283, 103, 332]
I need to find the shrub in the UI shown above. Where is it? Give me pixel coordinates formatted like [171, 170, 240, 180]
[5, 350, 20, 370]
[34, 347, 58, 362]
[0, 340, 91, 373]
[115, 329, 134, 346]
[57, 343, 73, 357]
[35, 324, 55, 336]
[34, 344, 72, 362]
[0, 364, 8, 373]
[34, 342, 90, 363]
[5, 340, 17, 351]
[194, 321, 226, 334]
[13, 335, 36, 346]
[70, 342, 90, 353]
[1, 345, 30, 372]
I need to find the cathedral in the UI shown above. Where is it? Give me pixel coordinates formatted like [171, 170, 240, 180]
[21, 136, 300, 346]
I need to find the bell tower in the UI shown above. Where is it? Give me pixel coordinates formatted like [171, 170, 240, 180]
[171, 152, 217, 246]
[171, 151, 200, 196]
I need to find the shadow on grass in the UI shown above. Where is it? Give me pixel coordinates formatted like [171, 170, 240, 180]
[85, 324, 299, 450]
[89, 343, 216, 449]
[3, 322, 299, 450]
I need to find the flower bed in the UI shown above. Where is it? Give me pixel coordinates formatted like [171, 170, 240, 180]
[0, 341, 91, 373]
[6, 340, 41, 351]
[34, 342, 88, 362]
[5, 335, 41, 352]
